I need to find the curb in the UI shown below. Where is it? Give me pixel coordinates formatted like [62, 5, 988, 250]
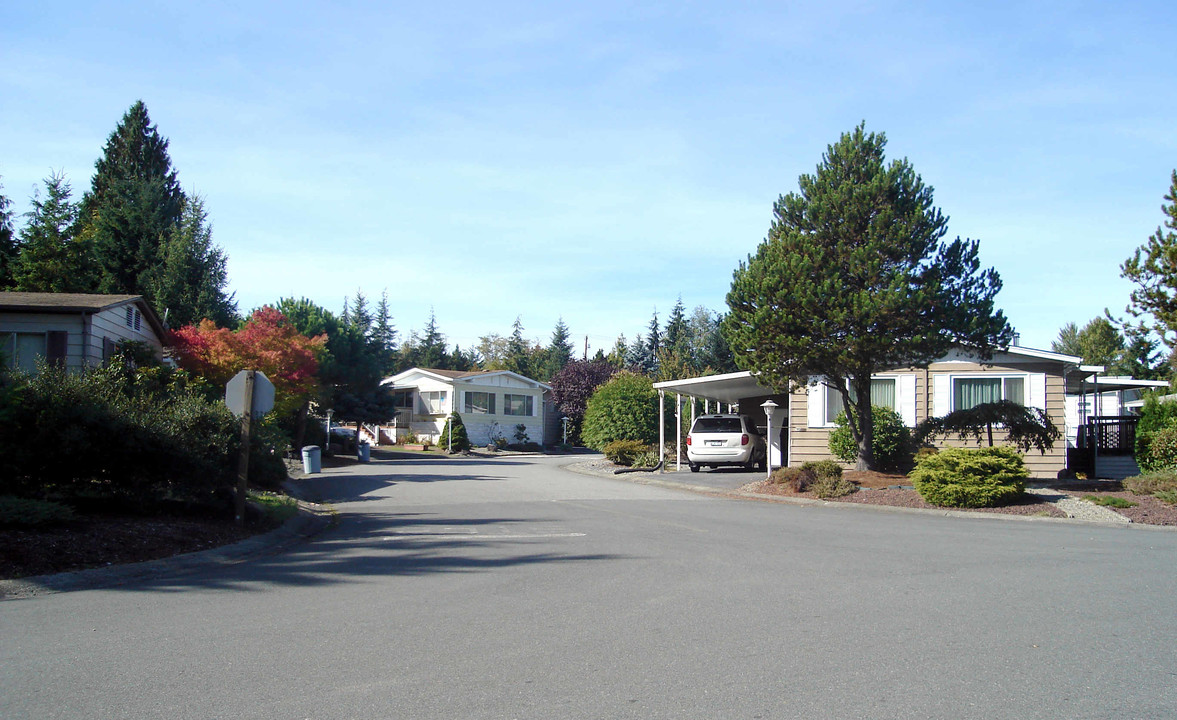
[0, 499, 334, 601]
[562, 460, 1177, 532]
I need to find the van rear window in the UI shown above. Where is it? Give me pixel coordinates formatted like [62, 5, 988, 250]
[693, 417, 743, 433]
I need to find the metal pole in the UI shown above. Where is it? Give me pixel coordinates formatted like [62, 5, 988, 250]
[675, 392, 682, 471]
[658, 389, 666, 473]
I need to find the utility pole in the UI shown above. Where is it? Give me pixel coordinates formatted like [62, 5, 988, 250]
[584, 335, 588, 361]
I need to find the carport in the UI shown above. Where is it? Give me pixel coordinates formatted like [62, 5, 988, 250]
[652, 371, 790, 473]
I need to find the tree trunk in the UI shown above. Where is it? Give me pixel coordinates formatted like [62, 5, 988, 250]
[850, 376, 875, 471]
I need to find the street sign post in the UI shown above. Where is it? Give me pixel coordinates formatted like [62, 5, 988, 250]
[225, 370, 275, 525]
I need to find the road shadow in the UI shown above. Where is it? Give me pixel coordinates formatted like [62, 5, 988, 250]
[294, 471, 507, 504]
[113, 510, 627, 594]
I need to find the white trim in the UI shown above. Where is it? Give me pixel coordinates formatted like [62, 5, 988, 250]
[898, 374, 917, 427]
[946, 372, 1032, 412]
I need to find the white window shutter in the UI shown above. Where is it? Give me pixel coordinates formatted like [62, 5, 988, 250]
[1029, 373, 1047, 411]
[898, 374, 917, 427]
[807, 382, 825, 428]
[932, 374, 951, 417]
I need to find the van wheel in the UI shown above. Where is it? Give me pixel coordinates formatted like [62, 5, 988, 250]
[689, 462, 700, 473]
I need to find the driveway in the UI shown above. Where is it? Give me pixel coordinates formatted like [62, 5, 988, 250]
[2, 454, 1176, 719]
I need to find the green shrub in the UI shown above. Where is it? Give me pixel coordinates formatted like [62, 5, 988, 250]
[631, 449, 660, 468]
[0, 363, 272, 509]
[810, 475, 856, 498]
[1134, 394, 1177, 456]
[0, 496, 75, 528]
[800, 460, 843, 480]
[828, 405, 912, 471]
[581, 372, 659, 450]
[603, 439, 648, 466]
[438, 412, 471, 452]
[1155, 490, 1177, 505]
[1136, 426, 1177, 473]
[772, 466, 816, 492]
[910, 446, 1028, 508]
[1123, 470, 1177, 495]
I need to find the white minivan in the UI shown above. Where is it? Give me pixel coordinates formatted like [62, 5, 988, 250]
[685, 414, 766, 472]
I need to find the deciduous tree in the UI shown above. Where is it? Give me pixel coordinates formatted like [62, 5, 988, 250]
[724, 124, 1012, 470]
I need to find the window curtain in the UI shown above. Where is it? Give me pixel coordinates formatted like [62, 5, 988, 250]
[954, 378, 1001, 410]
[826, 379, 897, 424]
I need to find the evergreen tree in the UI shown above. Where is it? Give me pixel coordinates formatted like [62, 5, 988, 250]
[664, 298, 688, 353]
[1051, 317, 1124, 368]
[607, 334, 628, 369]
[724, 124, 1011, 470]
[373, 289, 397, 366]
[416, 308, 448, 369]
[645, 309, 661, 369]
[0, 174, 16, 288]
[146, 195, 237, 326]
[504, 316, 533, 377]
[350, 288, 372, 339]
[80, 101, 185, 298]
[12, 170, 94, 293]
[1122, 170, 1177, 350]
[540, 317, 575, 381]
[626, 332, 654, 374]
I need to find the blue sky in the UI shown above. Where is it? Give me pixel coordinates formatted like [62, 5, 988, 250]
[2, 1, 1175, 356]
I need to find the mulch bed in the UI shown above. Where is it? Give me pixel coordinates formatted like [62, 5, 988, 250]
[1, 513, 273, 580]
[742, 471, 1177, 523]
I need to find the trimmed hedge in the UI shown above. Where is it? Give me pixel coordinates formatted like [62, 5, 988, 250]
[910, 446, 1028, 508]
[581, 372, 659, 450]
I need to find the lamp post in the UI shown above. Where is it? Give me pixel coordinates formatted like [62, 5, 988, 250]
[760, 399, 778, 481]
[562, 416, 571, 445]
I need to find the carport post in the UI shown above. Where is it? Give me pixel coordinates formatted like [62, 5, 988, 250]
[658, 389, 666, 473]
[675, 392, 682, 471]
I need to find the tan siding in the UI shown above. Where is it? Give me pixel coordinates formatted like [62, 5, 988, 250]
[788, 361, 1068, 479]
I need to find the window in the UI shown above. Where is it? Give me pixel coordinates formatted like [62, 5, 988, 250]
[420, 390, 447, 414]
[953, 376, 1024, 410]
[503, 394, 533, 417]
[465, 391, 495, 414]
[3, 333, 47, 373]
[825, 378, 897, 425]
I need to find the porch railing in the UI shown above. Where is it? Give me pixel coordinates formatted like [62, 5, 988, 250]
[1077, 416, 1139, 456]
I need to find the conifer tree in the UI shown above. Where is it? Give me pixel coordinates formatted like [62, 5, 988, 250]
[541, 317, 575, 381]
[724, 124, 1011, 470]
[504, 316, 533, 377]
[80, 101, 185, 297]
[373, 289, 397, 365]
[664, 298, 688, 357]
[12, 170, 94, 292]
[147, 195, 236, 326]
[1122, 170, 1177, 350]
[0, 175, 16, 288]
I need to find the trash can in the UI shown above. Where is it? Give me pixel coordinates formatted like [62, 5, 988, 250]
[301, 445, 322, 474]
[357, 441, 371, 463]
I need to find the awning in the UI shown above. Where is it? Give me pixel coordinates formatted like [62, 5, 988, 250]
[652, 370, 779, 404]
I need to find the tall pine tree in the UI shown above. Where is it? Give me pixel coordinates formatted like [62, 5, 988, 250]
[0, 174, 16, 288]
[725, 124, 1011, 470]
[12, 170, 92, 292]
[147, 195, 237, 326]
[541, 317, 575, 381]
[80, 101, 185, 298]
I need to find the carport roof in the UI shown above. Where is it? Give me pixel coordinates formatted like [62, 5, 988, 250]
[652, 371, 779, 404]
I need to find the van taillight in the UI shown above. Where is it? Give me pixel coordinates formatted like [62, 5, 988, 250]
[741, 434, 749, 445]
[686, 436, 692, 446]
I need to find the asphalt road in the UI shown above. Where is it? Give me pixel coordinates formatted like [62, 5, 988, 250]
[3, 454, 1176, 719]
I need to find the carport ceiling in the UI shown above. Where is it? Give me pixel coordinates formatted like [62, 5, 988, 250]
[652, 371, 778, 405]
